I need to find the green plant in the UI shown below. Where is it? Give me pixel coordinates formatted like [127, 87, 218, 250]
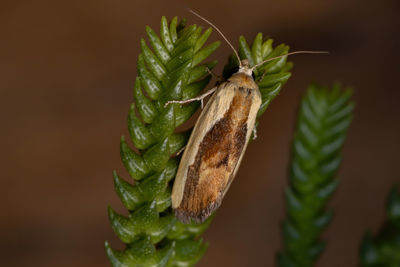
[105, 16, 294, 267]
[278, 84, 354, 267]
[105, 16, 219, 267]
[360, 186, 400, 266]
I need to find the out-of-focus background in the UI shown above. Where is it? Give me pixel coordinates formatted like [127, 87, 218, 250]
[1, 0, 399, 266]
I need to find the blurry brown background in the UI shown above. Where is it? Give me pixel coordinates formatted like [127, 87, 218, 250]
[1, 0, 399, 266]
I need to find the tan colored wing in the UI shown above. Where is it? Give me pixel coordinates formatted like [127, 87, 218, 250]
[172, 77, 261, 223]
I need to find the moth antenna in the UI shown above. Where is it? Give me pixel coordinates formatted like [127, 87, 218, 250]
[250, 50, 329, 71]
[188, 9, 242, 67]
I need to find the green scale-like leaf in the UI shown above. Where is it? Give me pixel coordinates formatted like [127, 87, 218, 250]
[107, 16, 295, 267]
[278, 83, 354, 267]
[360, 186, 400, 266]
[106, 16, 220, 267]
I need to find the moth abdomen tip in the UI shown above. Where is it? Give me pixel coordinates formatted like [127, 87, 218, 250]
[174, 208, 209, 224]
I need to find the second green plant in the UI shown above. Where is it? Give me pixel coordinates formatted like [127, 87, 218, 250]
[278, 84, 354, 267]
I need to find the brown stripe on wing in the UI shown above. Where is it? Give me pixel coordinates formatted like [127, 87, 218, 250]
[174, 87, 253, 223]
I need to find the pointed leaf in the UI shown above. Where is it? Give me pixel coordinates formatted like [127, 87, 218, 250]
[137, 54, 163, 100]
[141, 39, 167, 80]
[143, 137, 170, 172]
[113, 171, 142, 210]
[120, 136, 149, 180]
[134, 77, 157, 123]
[149, 104, 175, 142]
[146, 25, 170, 64]
[128, 103, 154, 150]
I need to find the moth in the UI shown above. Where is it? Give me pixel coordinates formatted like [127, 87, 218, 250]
[168, 10, 326, 224]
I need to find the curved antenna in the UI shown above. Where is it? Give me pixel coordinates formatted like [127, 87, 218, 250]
[188, 9, 242, 67]
[250, 50, 329, 71]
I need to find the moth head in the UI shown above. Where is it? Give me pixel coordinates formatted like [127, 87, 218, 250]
[238, 59, 255, 78]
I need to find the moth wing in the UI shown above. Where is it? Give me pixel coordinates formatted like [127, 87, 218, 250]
[172, 84, 233, 210]
[172, 82, 261, 223]
[220, 88, 261, 199]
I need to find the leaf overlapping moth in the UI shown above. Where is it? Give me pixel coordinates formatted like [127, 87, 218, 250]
[169, 10, 327, 224]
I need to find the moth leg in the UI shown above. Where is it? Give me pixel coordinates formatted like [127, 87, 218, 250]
[164, 86, 217, 108]
[256, 71, 267, 84]
[176, 145, 186, 156]
[206, 67, 224, 81]
[252, 127, 258, 140]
